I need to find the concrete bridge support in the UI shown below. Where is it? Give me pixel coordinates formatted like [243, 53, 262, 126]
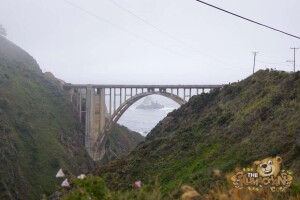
[85, 87, 106, 159]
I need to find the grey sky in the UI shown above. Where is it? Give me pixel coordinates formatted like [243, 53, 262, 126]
[0, 0, 299, 85]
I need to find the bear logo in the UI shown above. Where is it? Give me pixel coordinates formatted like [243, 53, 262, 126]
[253, 156, 282, 177]
[231, 156, 293, 192]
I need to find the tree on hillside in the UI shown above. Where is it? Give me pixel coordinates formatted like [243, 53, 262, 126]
[0, 24, 7, 36]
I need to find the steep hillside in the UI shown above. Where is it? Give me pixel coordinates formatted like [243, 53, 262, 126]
[101, 125, 145, 164]
[0, 36, 94, 199]
[93, 70, 300, 197]
[0, 36, 144, 199]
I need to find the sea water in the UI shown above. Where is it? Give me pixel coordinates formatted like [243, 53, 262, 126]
[118, 95, 180, 136]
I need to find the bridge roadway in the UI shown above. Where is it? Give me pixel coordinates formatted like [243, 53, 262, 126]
[64, 84, 224, 160]
[64, 84, 223, 89]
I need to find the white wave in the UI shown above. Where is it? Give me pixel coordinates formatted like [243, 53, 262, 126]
[129, 107, 175, 111]
[138, 131, 148, 136]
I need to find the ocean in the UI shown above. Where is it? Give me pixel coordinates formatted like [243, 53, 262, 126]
[118, 95, 180, 136]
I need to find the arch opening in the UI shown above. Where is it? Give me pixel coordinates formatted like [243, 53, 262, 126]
[92, 91, 185, 157]
[106, 91, 184, 134]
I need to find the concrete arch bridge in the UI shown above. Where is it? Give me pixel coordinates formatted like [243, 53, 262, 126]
[64, 84, 222, 160]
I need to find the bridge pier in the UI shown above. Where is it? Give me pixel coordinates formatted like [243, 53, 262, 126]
[85, 87, 107, 160]
[64, 88, 74, 102]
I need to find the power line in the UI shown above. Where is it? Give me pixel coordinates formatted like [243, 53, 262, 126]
[259, 54, 290, 62]
[194, 0, 300, 40]
[256, 60, 287, 65]
[63, 0, 189, 59]
[63, 0, 247, 72]
[107, 0, 240, 69]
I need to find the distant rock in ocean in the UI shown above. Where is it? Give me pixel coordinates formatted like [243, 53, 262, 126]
[136, 96, 164, 110]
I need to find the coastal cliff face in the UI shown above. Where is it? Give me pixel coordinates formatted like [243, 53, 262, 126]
[0, 36, 144, 199]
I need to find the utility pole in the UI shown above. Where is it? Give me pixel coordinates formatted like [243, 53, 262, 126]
[291, 47, 299, 72]
[252, 52, 258, 74]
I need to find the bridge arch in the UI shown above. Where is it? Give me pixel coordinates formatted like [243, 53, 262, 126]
[64, 84, 223, 160]
[105, 91, 185, 135]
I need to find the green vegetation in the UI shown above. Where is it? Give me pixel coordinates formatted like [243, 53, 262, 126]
[89, 70, 300, 199]
[60, 173, 300, 200]
[102, 125, 144, 164]
[0, 36, 144, 199]
[60, 176, 161, 200]
[0, 36, 93, 199]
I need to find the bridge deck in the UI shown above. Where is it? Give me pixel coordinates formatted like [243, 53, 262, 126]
[64, 84, 224, 89]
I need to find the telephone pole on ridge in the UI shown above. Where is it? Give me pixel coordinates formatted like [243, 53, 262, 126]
[291, 47, 299, 72]
[253, 52, 258, 74]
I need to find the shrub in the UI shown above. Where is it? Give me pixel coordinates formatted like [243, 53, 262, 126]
[0, 99, 8, 110]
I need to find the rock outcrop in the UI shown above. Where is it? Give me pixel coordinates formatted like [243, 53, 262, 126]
[136, 96, 164, 110]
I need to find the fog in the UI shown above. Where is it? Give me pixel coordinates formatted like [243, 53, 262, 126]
[0, 0, 299, 85]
